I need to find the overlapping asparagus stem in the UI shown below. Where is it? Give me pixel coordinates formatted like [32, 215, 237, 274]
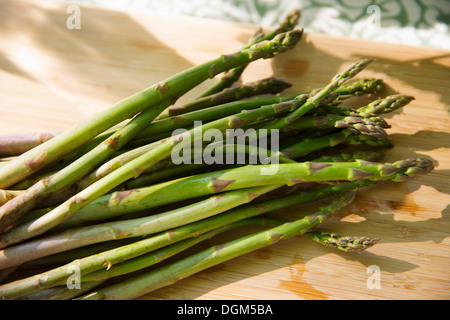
[281, 114, 390, 134]
[156, 77, 291, 119]
[268, 58, 376, 129]
[217, 59, 376, 154]
[0, 29, 303, 191]
[0, 5, 438, 301]
[0, 180, 367, 299]
[332, 78, 384, 97]
[0, 29, 304, 235]
[321, 94, 415, 117]
[77, 217, 284, 284]
[0, 99, 178, 233]
[356, 94, 415, 117]
[281, 123, 392, 160]
[193, 9, 301, 99]
[77, 78, 383, 188]
[18, 281, 104, 301]
[77, 78, 384, 151]
[310, 150, 385, 163]
[0, 185, 280, 269]
[0, 157, 433, 251]
[77, 191, 356, 300]
[25, 78, 384, 202]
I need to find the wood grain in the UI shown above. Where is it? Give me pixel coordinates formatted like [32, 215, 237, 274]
[0, 0, 449, 300]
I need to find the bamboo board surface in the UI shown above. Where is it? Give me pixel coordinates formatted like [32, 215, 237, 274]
[0, 0, 449, 300]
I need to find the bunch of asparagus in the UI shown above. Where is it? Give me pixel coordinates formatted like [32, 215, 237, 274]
[0, 10, 434, 300]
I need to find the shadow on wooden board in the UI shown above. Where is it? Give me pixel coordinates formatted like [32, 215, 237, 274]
[0, 0, 197, 123]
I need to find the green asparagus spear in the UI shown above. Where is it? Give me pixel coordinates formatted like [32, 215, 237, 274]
[0, 29, 303, 191]
[194, 9, 301, 99]
[0, 180, 366, 299]
[0, 157, 433, 251]
[78, 217, 284, 283]
[281, 124, 392, 160]
[321, 94, 415, 117]
[0, 88, 307, 246]
[0, 29, 304, 234]
[267, 58, 376, 130]
[156, 77, 291, 119]
[76, 191, 355, 300]
[310, 150, 385, 163]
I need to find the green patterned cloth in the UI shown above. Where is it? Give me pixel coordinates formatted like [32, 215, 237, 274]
[58, 0, 450, 50]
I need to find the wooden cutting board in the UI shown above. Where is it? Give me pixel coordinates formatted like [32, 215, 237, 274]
[0, 0, 449, 300]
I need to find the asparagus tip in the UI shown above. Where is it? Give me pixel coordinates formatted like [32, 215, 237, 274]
[306, 231, 380, 252]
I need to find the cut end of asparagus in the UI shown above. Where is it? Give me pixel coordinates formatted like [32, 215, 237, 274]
[305, 231, 380, 252]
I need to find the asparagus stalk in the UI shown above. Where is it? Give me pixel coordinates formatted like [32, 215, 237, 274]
[28, 77, 382, 189]
[0, 157, 433, 251]
[356, 94, 415, 117]
[0, 29, 304, 234]
[70, 78, 379, 193]
[105, 143, 294, 191]
[281, 123, 392, 160]
[280, 114, 390, 134]
[58, 156, 431, 229]
[115, 148, 384, 191]
[310, 150, 385, 163]
[264, 58, 376, 130]
[0, 29, 303, 190]
[0, 180, 366, 299]
[77, 78, 385, 182]
[0, 132, 58, 158]
[80, 78, 386, 149]
[0, 84, 307, 246]
[78, 217, 284, 283]
[194, 9, 301, 99]
[156, 77, 292, 119]
[332, 78, 384, 97]
[0, 98, 179, 233]
[19, 217, 283, 300]
[0, 185, 282, 268]
[18, 281, 104, 300]
[77, 191, 356, 300]
[321, 94, 415, 117]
